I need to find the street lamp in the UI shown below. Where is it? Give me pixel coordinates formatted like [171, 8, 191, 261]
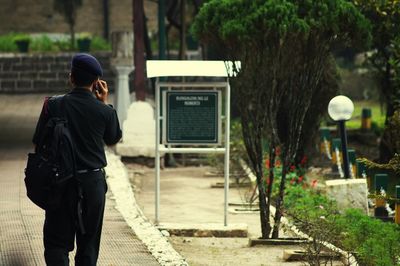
[328, 95, 354, 179]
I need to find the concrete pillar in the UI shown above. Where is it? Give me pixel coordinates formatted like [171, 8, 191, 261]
[110, 31, 134, 126]
[113, 65, 134, 124]
[326, 179, 369, 214]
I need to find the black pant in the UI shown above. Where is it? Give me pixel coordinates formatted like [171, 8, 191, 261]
[43, 171, 107, 266]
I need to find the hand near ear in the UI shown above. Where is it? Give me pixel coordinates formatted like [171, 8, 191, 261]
[94, 80, 108, 104]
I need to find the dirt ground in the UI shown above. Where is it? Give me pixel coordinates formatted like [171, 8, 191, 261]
[125, 164, 338, 266]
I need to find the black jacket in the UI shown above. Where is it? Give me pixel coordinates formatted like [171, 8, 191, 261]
[33, 88, 122, 170]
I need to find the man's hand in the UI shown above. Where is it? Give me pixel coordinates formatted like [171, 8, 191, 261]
[94, 80, 108, 104]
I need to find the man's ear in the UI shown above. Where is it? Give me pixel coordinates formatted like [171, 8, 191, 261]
[68, 73, 74, 86]
[91, 78, 100, 90]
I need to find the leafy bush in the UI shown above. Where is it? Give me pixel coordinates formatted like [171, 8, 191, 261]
[54, 39, 73, 51]
[13, 33, 31, 43]
[284, 185, 338, 227]
[0, 33, 111, 52]
[90, 36, 111, 51]
[284, 185, 343, 265]
[284, 186, 400, 266]
[0, 33, 18, 52]
[336, 209, 400, 266]
[31, 35, 58, 52]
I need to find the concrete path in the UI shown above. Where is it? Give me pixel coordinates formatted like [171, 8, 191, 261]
[0, 94, 159, 266]
[127, 165, 305, 266]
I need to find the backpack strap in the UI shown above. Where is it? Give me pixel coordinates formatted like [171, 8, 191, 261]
[50, 95, 86, 234]
[50, 95, 75, 172]
[50, 95, 67, 119]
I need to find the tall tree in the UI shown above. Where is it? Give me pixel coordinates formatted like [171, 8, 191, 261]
[133, 0, 146, 101]
[179, 0, 187, 59]
[392, 36, 400, 90]
[165, 0, 203, 58]
[53, 0, 83, 48]
[192, 0, 370, 239]
[351, 0, 400, 162]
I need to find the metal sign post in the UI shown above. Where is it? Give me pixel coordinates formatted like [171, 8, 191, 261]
[148, 60, 236, 226]
[224, 82, 231, 226]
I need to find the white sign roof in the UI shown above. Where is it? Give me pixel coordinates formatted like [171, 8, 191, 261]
[146, 60, 240, 78]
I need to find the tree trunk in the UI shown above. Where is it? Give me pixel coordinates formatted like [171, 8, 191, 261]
[70, 24, 75, 49]
[271, 154, 288, 238]
[144, 14, 153, 60]
[102, 0, 110, 40]
[158, 0, 167, 60]
[384, 60, 394, 119]
[179, 0, 187, 59]
[379, 62, 394, 163]
[256, 168, 270, 239]
[241, 115, 270, 239]
[133, 0, 146, 101]
[264, 145, 276, 238]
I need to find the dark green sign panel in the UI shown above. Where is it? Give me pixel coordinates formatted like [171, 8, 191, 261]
[163, 91, 221, 144]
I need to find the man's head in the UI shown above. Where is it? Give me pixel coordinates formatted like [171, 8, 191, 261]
[69, 53, 103, 88]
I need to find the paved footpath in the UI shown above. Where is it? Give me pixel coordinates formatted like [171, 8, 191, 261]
[0, 94, 159, 266]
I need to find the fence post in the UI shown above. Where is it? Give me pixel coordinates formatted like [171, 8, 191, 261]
[319, 127, 331, 158]
[331, 138, 342, 164]
[395, 185, 400, 224]
[356, 161, 368, 186]
[361, 108, 372, 130]
[374, 173, 388, 217]
[348, 149, 356, 178]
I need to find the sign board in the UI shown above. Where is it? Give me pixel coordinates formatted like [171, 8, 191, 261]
[162, 90, 221, 144]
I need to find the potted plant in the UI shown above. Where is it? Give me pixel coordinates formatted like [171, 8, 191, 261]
[77, 33, 92, 52]
[13, 34, 31, 53]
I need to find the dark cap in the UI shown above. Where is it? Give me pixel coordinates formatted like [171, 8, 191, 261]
[71, 53, 103, 77]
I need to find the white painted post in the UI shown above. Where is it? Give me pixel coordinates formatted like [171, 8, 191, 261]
[335, 148, 344, 178]
[113, 66, 134, 125]
[224, 81, 231, 226]
[155, 78, 161, 225]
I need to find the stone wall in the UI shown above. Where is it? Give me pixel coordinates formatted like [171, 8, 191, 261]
[0, 0, 157, 37]
[0, 52, 135, 93]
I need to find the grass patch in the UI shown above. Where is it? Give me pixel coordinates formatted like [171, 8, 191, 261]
[346, 100, 385, 130]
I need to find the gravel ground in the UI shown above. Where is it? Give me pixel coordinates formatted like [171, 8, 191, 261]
[125, 164, 311, 266]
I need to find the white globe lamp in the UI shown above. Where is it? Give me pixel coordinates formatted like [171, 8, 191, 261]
[328, 95, 354, 121]
[327, 95, 354, 179]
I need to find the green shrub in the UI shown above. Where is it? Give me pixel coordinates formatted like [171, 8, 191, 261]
[31, 35, 58, 52]
[0, 33, 111, 52]
[284, 186, 400, 266]
[336, 209, 400, 266]
[54, 39, 73, 51]
[90, 36, 111, 51]
[13, 33, 31, 43]
[0, 33, 18, 52]
[13, 34, 31, 52]
[284, 186, 343, 265]
[284, 185, 338, 224]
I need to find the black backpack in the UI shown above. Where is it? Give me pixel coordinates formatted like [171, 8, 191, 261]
[25, 95, 77, 211]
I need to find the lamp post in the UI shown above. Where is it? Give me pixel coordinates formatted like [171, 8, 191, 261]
[328, 95, 354, 179]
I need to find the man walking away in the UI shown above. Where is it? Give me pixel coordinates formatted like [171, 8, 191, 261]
[32, 53, 122, 266]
